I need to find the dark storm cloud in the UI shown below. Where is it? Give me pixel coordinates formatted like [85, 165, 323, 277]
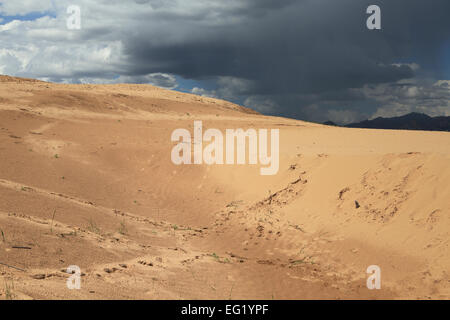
[120, 0, 450, 122]
[123, 0, 449, 88]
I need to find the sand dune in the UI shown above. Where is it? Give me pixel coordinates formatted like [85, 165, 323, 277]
[0, 75, 448, 299]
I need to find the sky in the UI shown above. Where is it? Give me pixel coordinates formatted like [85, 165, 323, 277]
[0, 0, 449, 124]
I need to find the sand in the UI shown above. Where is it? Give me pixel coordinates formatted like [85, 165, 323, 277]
[0, 75, 448, 299]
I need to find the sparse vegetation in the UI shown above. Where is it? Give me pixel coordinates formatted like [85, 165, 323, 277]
[289, 223, 304, 232]
[290, 246, 316, 266]
[86, 218, 101, 234]
[54, 154, 59, 159]
[229, 282, 235, 300]
[4, 279, 15, 300]
[118, 221, 128, 235]
[50, 209, 56, 234]
[209, 252, 231, 264]
[226, 200, 244, 209]
[290, 257, 315, 265]
[0, 229, 5, 242]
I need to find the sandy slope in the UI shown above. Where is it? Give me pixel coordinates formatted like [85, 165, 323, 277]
[0, 75, 448, 299]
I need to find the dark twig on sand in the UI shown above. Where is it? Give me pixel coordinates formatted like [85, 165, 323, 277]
[0, 262, 26, 272]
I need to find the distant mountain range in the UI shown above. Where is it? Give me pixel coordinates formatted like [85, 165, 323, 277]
[323, 113, 450, 132]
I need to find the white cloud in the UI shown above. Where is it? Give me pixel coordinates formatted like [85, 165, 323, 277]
[392, 62, 420, 72]
[0, 2, 130, 83]
[191, 76, 253, 101]
[91, 73, 178, 89]
[0, 0, 253, 85]
[434, 80, 450, 87]
[243, 96, 278, 113]
[365, 79, 450, 119]
[191, 87, 217, 98]
[0, 0, 54, 15]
